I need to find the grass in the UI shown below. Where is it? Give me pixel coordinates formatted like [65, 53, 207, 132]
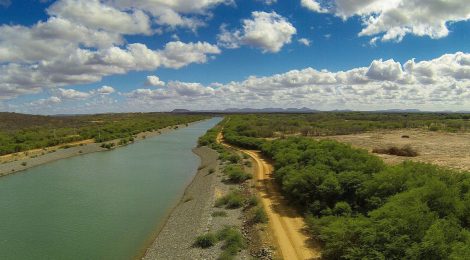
[212, 211, 228, 217]
[246, 195, 259, 208]
[215, 190, 244, 209]
[216, 226, 246, 260]
[251, 206, 268, 223]
[194, 233, 217, 248]
[193, 226, 245, 259]
[373, 145, 419, 157]
[224, 164, 251, 183]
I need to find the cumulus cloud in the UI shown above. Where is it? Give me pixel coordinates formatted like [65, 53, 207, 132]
[301, 0, 470, 42]
[0, 41, 220, 99]
[30, 96, 62, 106]
[300, 0, 326, 13]
[96, 85, 115, 95]
[122, 52, 470, 111]
[0, 0, 225, 99]
[217, 11, 296, 53]
[105, 0, 233, 30]
[146, 76, 166, 87]
[48, 0, 152, 35]
[56, 88, 91, 99]
[298, 38, 311, 46]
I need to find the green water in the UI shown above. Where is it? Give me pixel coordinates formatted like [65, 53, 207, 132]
[0, 118, 221, 260]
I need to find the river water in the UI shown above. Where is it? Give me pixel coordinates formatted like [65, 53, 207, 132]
[0, 117, 221, 259]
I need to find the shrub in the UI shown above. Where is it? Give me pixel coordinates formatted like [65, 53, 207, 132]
[20, 161, 27, 166]
[246, 195, 259, 207]
[215, 191, 244, 209]
[194, 233, 217, 248]
[373, 145, 418, 157]
[251, 206, 268, 223]
[100, 143, 115, 150]
[224, 165, 251, 183]
[212, 211, 228, 217]
[227, 154, 241, 164]
[217, 227, 246, 259]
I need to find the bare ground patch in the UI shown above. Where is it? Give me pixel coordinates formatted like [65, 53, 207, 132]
[315, 129, 470, 171]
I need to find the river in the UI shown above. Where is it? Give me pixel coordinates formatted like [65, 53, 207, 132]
[0, 117, 221, 259]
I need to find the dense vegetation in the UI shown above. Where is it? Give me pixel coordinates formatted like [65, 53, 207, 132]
[222, 113, 470, 140]
[0, 112, 208, 155]
[219, 113, 470, 259]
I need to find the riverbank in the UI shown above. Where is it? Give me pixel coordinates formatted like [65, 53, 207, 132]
[142, 146, 222, 259]
[143, 144, 277, 259]
[0, 122, 198, 177]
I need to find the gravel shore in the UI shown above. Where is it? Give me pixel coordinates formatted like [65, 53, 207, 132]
[143, 146, 252, 260]
[0, 123, 192, 177]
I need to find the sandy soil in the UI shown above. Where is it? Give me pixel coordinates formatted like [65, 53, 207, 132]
[315, 129, 470, 171]
[218, 133, 321, 260]
[0, 123, 193, 177]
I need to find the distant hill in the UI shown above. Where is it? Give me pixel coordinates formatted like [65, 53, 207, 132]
[170, 109, 191, 113]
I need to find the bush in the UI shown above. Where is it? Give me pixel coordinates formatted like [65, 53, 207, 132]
[100, 143, 115, 150]
[246, 195, 259, 207]
[21, 161, 27, 166]
[212, 211, 228, 217]
[251, 206, 268, 223]
[224, 165, 251, 183]
[194, 233, 217, 248]
[216, 227, 246, 259]
[373, 145, 418, 157]
[215, 191, 244, 209]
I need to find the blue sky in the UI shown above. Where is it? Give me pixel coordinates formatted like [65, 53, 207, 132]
[0, 0, 469, 113]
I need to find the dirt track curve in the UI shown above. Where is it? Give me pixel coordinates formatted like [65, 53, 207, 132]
[217, 133, 321, 260]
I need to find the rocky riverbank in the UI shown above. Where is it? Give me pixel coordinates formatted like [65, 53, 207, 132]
[143, 145, 276, 260]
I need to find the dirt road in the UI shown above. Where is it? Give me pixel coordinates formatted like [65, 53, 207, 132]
[217, 133, 320, 260]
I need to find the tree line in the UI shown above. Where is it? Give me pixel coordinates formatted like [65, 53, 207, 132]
[0, 112, 208, 155]
[216, 113, 470, 259]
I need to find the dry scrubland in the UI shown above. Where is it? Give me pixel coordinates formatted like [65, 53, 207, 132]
[316, 129, 470, 171]
[221, 114, 470, 259]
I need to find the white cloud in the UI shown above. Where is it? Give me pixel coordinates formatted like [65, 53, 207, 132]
[105, 0, 233, 30]
[298, 38, 311, 46]
[57, 88, 91, 99]
[300, 0, 326, 13]
[146, 76, 166, 87]
[0, 0, 225, 100]
[96, 85, 115, 95]
[30, 96, 62, 106]
[122, 52, 470, 111]
[0, 41, 220, 99]
[301, 0, 470, 42]
[48, 0, 152, 35]
[217, 11, 297, 53]
[257, 0, 277, 5]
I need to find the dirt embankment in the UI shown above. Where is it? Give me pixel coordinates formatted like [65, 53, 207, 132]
[0, 123, 192, 177]
[316, 129, 470, 171]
